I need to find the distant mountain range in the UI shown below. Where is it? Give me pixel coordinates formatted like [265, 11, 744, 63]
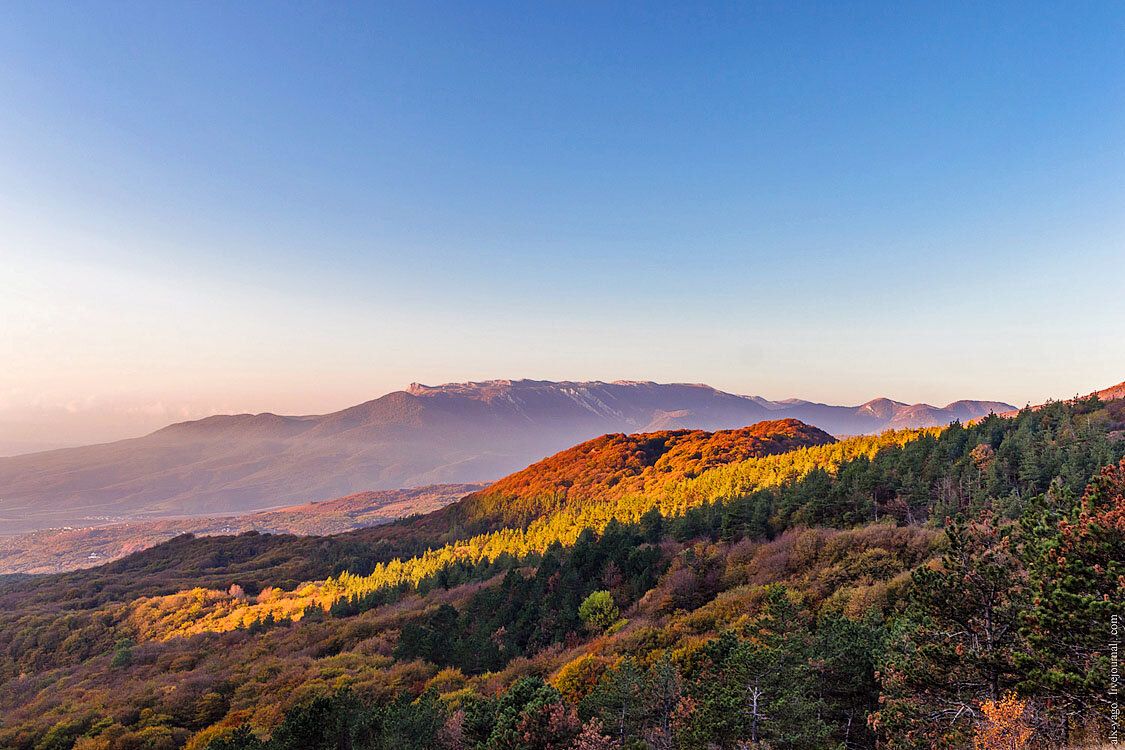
[0, 379, 1014, 534]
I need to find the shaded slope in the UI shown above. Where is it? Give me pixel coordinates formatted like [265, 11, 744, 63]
[0, 483, 485, 575]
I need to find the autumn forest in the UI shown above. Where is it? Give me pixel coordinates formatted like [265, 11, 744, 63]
[0, 395, 1122, 750]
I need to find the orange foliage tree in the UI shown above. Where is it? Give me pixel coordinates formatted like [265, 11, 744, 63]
[973, 692, 1033, 750]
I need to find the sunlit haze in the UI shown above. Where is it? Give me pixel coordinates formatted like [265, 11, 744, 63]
[3, 2, 1124, 450]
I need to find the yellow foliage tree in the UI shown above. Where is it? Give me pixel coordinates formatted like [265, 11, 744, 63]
[973, 692, 1033, 750]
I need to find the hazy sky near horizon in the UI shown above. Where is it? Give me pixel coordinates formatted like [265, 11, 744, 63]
[2, 1, 1124, 449]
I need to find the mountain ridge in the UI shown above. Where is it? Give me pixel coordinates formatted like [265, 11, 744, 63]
[150, 379, 1012, 439]
[0, 379, 1013, 534]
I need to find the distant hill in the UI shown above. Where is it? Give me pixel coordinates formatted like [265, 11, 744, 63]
[0, 379, 1011, 534]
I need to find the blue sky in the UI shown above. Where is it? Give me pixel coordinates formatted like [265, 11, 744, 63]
[2, 1, 1123, 446]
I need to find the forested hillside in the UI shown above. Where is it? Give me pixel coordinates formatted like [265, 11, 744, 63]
[452, 419, 836, 527]
[1, 396, 1123, 749]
